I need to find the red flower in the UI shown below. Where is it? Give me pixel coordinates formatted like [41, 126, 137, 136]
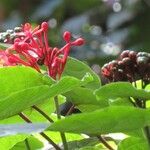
[2, 22, 85, 79]
[0, 50, 17, 66]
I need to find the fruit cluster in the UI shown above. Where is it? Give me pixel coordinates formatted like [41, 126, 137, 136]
[0, 27, 22, 44]
[101, 50, 150, 83]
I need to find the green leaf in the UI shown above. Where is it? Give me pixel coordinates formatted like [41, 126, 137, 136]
[0, 72, 92, 119]
[0, 66, 52, 99]
[109, 98, 133, 106]
[63, 57, 101, 89]
[65, 87, 106, 112]
[78, 104, 102, 113]
[0, 42, 12, 50]
[0, 86, 50, 120]
[65, 87, 100, 106]
[47, 73, 93, 98]
[145, 84, 150, 90]
[67, 137, 100, 150]
[12, 136, 44, 150]
[118, 137, 150, 150]
[44, 131, 83, 144]
[48, 106, 150, 134]
[24, 95, 66, 122]
[95, 82, 150, 103]
[0, 134, 29, 150]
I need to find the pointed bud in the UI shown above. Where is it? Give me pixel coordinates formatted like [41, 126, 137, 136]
[41, 22, 49, 31]
[72, 38, 85, 46]
[63, 31, 71, 43]
[14, 38, 21, 43]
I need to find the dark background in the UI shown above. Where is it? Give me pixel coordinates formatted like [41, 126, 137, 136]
[0, 0, 150, 72]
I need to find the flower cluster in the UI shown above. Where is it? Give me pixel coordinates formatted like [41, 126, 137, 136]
[0, 22, 84, 79]
[101, 50, 150, 83]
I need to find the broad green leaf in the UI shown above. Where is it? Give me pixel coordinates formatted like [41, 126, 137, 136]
[79, 146, 106, 150]
[125, 129, 145, 138]
[24, 95, 66, 122]
[0, 116, 23, 124]
[0, 134, 28, 150]
[0, 66, 53, 99]
[78, 104, 102, 112]
[12, 136, 44, 150]
[65, 87, 100, 106]
[0, 86, 50, 120]
[67, 137, 99, 150]
[109, 98, 133, 106]
[95, 82, 150, 103]
[63, 57, 101, 89]
[145, 84, 150, 90]
[0, 73, 92, 119]
[48, 106, 150, 134]
[118, 137, 149, 150]
[65, 87, 107, 112]
[44, 131, 83, 144]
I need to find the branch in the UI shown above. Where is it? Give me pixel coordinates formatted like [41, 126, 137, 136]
[19, 112, 61, 150]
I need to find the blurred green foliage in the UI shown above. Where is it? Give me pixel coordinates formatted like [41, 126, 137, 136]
[0, 0, 150, 67]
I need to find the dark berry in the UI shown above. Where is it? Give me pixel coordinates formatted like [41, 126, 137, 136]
[137, 56, 149, 65]
[122, 57, 131, 65]
[129, 51, 137, 60]
[120, 50, 130, 59]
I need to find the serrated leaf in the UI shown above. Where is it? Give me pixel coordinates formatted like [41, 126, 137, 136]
[48, 106, 150, 134]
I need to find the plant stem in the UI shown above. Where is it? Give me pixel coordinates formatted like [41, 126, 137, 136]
[144, 127, 150, 145]
[66, 104, 75, 116]
[97, 135, 114, 150]
[25, 139, 31, 150]
[19, 112, 61, 150]
[32, 105, 54, 123]
[54, 96, 68, 150]
[141, 79, 150, 146]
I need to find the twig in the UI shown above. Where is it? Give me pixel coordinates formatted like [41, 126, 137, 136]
[54, 96, 68, 150]
[32, 105, 54, 123]
[66, 104, 75, 116]
[97, 135, 114, 150]
[19, 112, 61, 150]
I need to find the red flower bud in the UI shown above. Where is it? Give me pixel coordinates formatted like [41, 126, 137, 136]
[63, 31, 71, 43]
[72, 38, 85, 46]
[41, 22, 49, 31]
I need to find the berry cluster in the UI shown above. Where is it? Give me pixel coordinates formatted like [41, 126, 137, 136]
[0, 27, 22, 44]
[101, 50, 150, 83]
